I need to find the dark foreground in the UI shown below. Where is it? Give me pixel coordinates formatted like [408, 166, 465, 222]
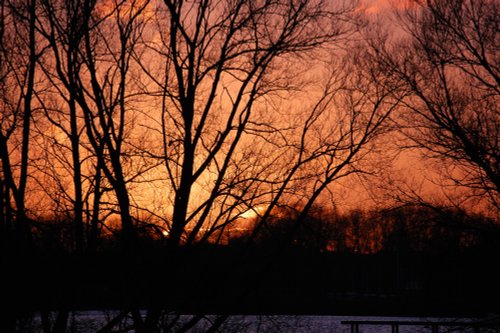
[4, 244, 500, 319]
[14, 313, 500, 333]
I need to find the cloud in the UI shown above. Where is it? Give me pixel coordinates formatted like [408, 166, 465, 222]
[359, 0, 413, 14]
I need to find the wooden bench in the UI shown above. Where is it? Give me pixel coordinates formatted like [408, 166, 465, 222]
[341, 319, 499, 333]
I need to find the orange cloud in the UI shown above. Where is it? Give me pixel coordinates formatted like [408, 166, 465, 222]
[360, 0, 413, 14]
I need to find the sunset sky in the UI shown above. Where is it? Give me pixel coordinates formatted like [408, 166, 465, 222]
[0, 0, 497, 249]
[2, 2, 498, 329]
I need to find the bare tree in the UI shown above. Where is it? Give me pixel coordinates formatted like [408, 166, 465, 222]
[371, 0, 499, 212]
[125, 0, 397, 330]
[0, 0, 41, 246]
[29, 2, 157, 329]
[34, 0, 91, 254]
[136, 0, 358, 250]
[37, 0, 154, 250]
[251, 43, 401, 249]
[0, 1, 44, 331]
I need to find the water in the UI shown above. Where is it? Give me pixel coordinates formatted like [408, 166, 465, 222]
[16, 311, 490, 333]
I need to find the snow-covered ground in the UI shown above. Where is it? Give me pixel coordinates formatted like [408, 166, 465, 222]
[16, 312, 486, 332]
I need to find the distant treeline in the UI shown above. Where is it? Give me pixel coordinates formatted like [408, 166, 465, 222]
[239, 204, 500, 254]
[3, 204, 498, 256]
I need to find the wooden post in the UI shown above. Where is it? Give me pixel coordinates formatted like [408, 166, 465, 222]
[431, 324, 439, 333]
[392, 324, 399, 333]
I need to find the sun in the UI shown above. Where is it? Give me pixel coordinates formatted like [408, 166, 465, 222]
[238, 205, 268, 219]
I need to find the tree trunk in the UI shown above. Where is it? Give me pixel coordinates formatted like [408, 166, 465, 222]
[16, 0, 37, 244]
[68, 53, 84, 254]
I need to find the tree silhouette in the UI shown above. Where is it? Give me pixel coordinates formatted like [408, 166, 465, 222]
[0, 0, 39, 248]
[370, 0, 499, 211]
[3, 0, 498, 331]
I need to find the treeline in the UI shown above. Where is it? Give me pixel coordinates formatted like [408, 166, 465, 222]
[232, 204, 499, 255]
[4, 203, 498, 256]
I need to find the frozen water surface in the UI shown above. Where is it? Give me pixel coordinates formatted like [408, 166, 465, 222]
[16, 311, 487, 333]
